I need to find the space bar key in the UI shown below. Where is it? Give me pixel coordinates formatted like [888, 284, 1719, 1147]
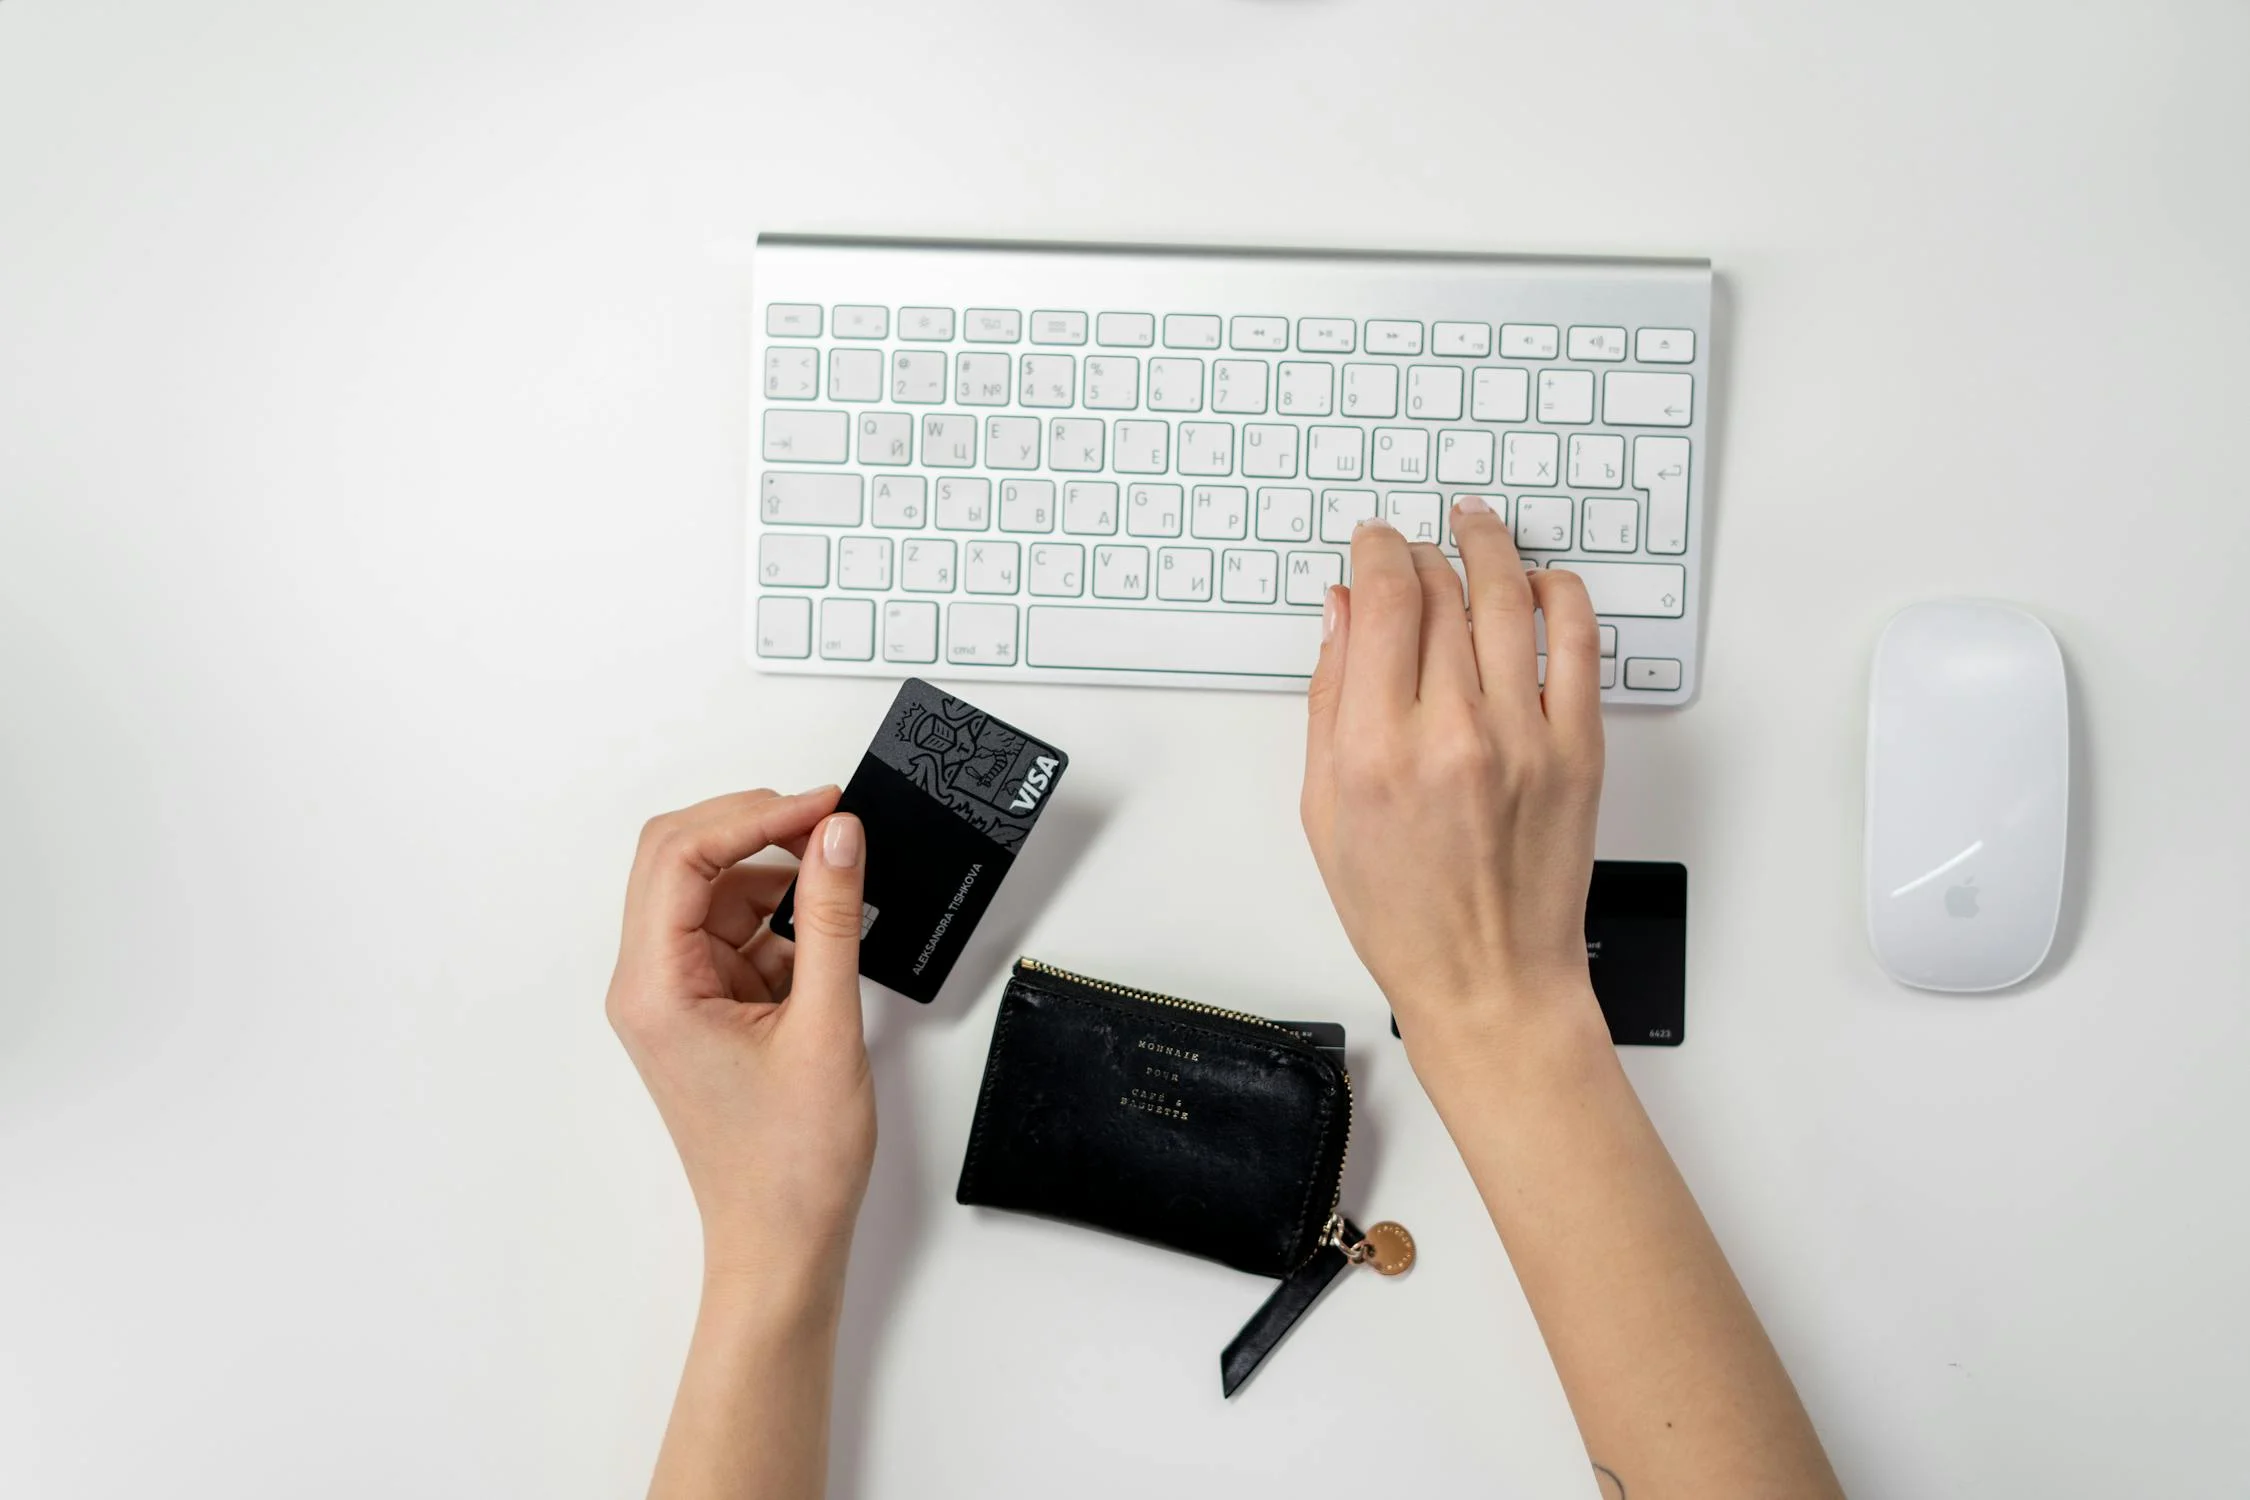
[1026, 606, 1323, 677]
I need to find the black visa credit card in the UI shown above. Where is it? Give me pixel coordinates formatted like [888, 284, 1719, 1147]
[1390, 861, 1687, 1046]
[770, 679, 1067, 1003]
[1582, 860, 1687, 1046]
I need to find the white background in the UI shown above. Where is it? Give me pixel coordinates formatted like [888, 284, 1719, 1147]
[4, 3, 2248, 1495]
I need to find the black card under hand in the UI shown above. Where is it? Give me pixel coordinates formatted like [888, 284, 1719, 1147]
[769, 679, 1068, 1003]
[1390, 860, 1687, 1046]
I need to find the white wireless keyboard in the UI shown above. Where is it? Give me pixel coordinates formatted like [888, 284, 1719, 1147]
[749, 235, 1712, 702]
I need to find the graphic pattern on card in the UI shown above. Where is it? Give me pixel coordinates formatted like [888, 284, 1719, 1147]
[867, 680, 1062, 853]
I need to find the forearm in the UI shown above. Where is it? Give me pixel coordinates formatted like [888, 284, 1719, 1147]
[1414, 997, 1842, 1500]
[648, 1269, 845, 1500]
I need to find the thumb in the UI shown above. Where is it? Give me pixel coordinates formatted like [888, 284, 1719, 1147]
[788, 812, 868, 1030]
[1301, 585, 1349, 847]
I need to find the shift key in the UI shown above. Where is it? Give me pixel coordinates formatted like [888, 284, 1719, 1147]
[1551, 560, 1686, 618]
[760, 471, 863, 526]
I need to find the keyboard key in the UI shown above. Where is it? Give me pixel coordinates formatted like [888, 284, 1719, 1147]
[1386, 490, 1442, 543]
[819, 597, 876, 661]
[1581, 497, 1639, 552]
[1157, 546, 1214, 601]
[1365, 320, 1423, 354]
[893, 350, 946, 403]
[901, 538, 956, 591]
[947, 602, 1019, 664]
[1097, 312, 1155, 347]
[1307, 425, 1364, 480]
[935, 477, 991, 530]
[1256, 486, 1314, 542]
[1084, 356, 1140, 410]
[829, 349, 884, 403]
[1471, 366, 1530, 422]
[1568, 433, 1626, 488]
[1562, 560, 1687, 617]
[763, 408, 849, 462]
[1029, 542, 1084, 596]
[1063, 481, 1120, 534]
[1049, 417, 1104, 472]
[1212, 359, 1269, 414]
[1296, 318, 1356, 353]
[1125, 483, 1183, 536]
[986, 415, 1041, 469]
[761, 471, 862, 526]
[920, 413, 976, 467]
[755, 595, 812, 658]
[1148, 358, 1204, 412]
[758, 532, 828, 586]
[964, 308, 1022, 343]
[870, 476, 924, 528]
[1025, 605, 1320, 675]
[1319, 488, 1378, 542]
[883, 600, 939, 663]
[999, 479, 1056, 533]
[1624, 656, 1683, 690]
[1436, 429, 1495, 484]
[766, 304, 820, 337]
[1600, 624, 1618, 657]
[1443, 495, 1511, 547]
[1568, 326, 1627, 361]
[1179, 422, 1235, 476]
[838, 535, 894, 589]
[1031, 310, 1087, 345]
[1603, 371, 1693, 427]
[1019, 354, 1075, 407]
[1163, 314, 1222, 349]
[764, 347, 818, 400]
[856, 411, 913, 465]
[965, 539, 1020, 594]
[1220, 548, 1279, 603]
[1190, 484, 1249, 540]
[1633, 436, 1691, 554]
[1502, 431, 1560, 486]
[1500, 324, 1559, 359]
[1516, 495, 1574, 551]
[1370, 427, 1430, 482]
[1113, 420, 1169, 474]
[957, 352, 1011, 405]
[1241, 423, 1299, 478]
[834, 305, 888, 339]
[900, 306, 955, 341]
[1277, 361, 1334, 416]
[1342, 363, 1399, 418]
[1094, 544, 1151, 598]
[1433, 321, 1492, 357]
[1537, 370, 1596, 425]
[1407, 365, 1464, 420]
[1230, 316, 1290, 351]
[1635, 328, 1695, 363]
[1285, 549, 1342, 605]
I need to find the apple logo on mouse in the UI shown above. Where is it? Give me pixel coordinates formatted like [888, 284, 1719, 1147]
[1945, 877, 1980, 920]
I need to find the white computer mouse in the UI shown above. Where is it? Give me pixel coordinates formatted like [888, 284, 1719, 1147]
[1865, 599, 2070, 992]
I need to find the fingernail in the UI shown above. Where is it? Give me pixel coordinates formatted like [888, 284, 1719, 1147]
[1454, 494, 1491, 516]
[1322, 588, 1339, 641]
[821, 814, 862, 869]
[801, 783, 840, 798]
[1355, 514, 1393, 533]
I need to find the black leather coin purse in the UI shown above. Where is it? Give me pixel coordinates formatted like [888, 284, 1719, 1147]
[956, 959, 1413, 1395]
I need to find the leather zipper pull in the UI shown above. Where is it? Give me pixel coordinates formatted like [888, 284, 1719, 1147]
[1220, 1221, 1358, 1398]
[1220, 1216, 1419, 1397]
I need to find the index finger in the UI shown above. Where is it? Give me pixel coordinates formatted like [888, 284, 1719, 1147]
[624, 785, 841, 939]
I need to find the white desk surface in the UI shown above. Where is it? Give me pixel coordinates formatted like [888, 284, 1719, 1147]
[5, 3, 2248, 1495]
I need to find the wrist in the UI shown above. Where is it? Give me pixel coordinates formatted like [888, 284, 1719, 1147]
[699, 1237, 851, 1331]
[1396, 981, 1615, 1105]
